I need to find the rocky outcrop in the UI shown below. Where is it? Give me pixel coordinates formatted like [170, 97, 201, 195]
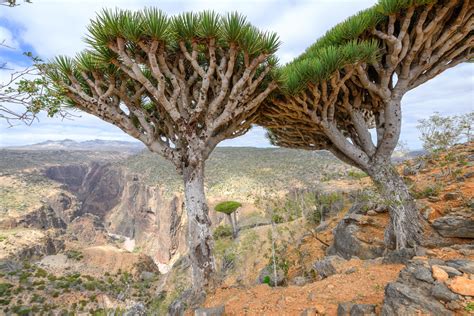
[326, 203, 385, 259]
[431, 210, 474, 238]
[312, 255, 346, 279]
[44, 162, 187, 270]
[106, 174, 187, 270]
[45, 162, 123, 219]
[17, 205, 67, 230]
[66, 214, 109, 246]
[381, 258, 472, 315]
[15, 234, 65, 261]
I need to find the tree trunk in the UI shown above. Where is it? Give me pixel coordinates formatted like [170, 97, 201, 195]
[183, 162, 216, 291]
[227, 212, 238, 239]
[367, 162, 423, 250]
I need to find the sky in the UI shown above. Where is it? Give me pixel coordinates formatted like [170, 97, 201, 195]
[0, 0, 472, 149]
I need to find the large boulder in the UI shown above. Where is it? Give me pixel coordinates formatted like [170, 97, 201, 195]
[381, 259, 468, 315]
[312, 255, 346, 279]
[431, 211, 474, 238]
[326, 204, 384, 259]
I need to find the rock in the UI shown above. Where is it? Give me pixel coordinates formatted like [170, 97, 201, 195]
[382, 282, 453, 315]
[337, 303, 353, 316]
[428, 196, 441, 202]
[326, 211, 384, 260]
[431, 211, 474, 238]
[403, 166, 416, 176]
[350, 304, 376, 316]
[432, 265, 449, 282]
[463, 171, 474, 179]
[300, 308, 317, 316]
[124, 302, 146, 316]
[194, 305, 225, 316]
[0, 260, 22, 273]
[366, 210, 377, 216]
[445, 301, 462, 311]
[431, 282, 459, 302]
[447, 276, 474, 296]
[258, 265, 286, 286]
[444, 259, 474, 274]
[140, 271, 156, 281]
[313, 255, 345, 279]
[345, 267, 358, 274]
[413, 266, 434, 283]
[290, 276, 308, 286]
[443, 192, 460, 201]
[338, 303, 376, 316]
[437, 265, 462, 277]
[383, 248, 415, 264]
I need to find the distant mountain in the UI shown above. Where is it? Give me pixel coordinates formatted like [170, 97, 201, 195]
[6, 139, 145, 153]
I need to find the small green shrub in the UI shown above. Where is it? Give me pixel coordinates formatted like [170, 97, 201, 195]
[213, 225, 232, 239]
[263, 275, 271, 285]
[34, 268, 48, 278]
[0, 283, 13, 297]
[413, 184, 443, 199]
[348, 169, 368, 179]
[65, 250, 83, 261]
[465, 302, 474, 312]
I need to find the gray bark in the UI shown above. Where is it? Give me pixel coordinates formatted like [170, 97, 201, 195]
[183, 162, 216, 291]
[227, 213, 238, 239]
[367, 162, 423, 250]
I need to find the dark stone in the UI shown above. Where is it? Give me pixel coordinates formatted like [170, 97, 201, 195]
[290, 276, 308, 286]
[350, 304, 376, 316]
[443, 192, 460, 201]
[326, 212, 384, 260]
[194, 305, 225, 316]
[381, 282, 452, 315]
[413, 266, 434, 283]
[444, 259, 474, 274]
[437, 265, 462, 277]
[337, 303, 353, 316]
[169, 289, 206, 316]
[431, 282, 459, 302]
[432, 212, 474, 238]
[313, 255, 345, 279]
[258, 265, 285, 286]
[300, 308, 317, 316]
[382, 248, 415, 264]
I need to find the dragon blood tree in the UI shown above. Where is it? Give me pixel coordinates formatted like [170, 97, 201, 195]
[259, 0, 473, 250]
[46, 9, 280, 292]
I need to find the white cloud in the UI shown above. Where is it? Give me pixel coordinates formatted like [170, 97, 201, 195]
[0, 0, 472, 149]
[0, 25, 18, 49]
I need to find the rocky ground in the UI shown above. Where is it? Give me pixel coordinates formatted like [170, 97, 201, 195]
[200, 142, 474, 315]
[0, 143, 472, 315]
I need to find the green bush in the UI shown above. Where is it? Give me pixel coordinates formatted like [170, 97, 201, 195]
[348, 169, 368, 179]
[65, 250, 83, 261]
[215, 201, 241, 215]
[213, 225, 232, 239]
[263, 275, 271, 285]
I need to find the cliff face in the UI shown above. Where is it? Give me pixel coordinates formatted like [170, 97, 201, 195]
[43, 162, 187, 270]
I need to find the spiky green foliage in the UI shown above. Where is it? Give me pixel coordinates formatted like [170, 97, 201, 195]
[47, 8, 280, 108]
[215, 201, 242, 215]
[279, 0, 437, 94]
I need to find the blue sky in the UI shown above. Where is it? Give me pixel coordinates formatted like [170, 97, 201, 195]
[0, 0, 473, 149]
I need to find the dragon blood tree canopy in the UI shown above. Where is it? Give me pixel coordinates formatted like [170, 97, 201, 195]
[46, 8, 280, 170]
[259, 0, 473, 171]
